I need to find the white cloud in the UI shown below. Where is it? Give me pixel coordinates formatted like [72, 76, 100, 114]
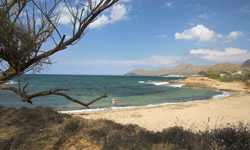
[110, 4, 131, 21]
[155, 35, 168, 38]
[56, 3, 78, 24]
[55, 1, 131, 29]
[239, 5, 250, 13]
[50, 55, 182, 74]
[54, 54, 182, 72]
[187, 22, 194, 26]
[89, 3, 131, 29]
[190, 47, 250, 62]
[120, 0, 131, 2]
[247, 39, 250, 42]
[88, 14, 111, 29]
[79, 55, 182, 68]
[221, 40, 232, 44]
[120, 55, 182, 67]
[186, 19, 195, 26]
[166, 2, 175, 9]
[198, 13, 209, 19]
[227, 31, 244, 40]
[175, 24, 219, 43]
[220, 31, 244, 44]
[216, 34, 224, 38]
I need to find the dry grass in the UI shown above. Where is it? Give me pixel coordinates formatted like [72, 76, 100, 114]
[0, 105, 250, 150]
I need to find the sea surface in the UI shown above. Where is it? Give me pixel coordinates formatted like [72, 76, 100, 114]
[0, 75, 229, 112]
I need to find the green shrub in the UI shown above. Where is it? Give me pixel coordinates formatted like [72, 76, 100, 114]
[220, 77, 234, 82]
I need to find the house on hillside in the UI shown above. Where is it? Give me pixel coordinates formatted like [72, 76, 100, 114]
[220, 73, 225, 77]
[236, 71, 242, 75]
[232, 71, 242, 76]
[220, 71, 242, 77]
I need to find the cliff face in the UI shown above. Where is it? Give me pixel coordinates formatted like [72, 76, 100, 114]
[125, 60, 250, 76]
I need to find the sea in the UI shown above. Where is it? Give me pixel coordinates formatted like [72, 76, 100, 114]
[0, 74, 229, 113]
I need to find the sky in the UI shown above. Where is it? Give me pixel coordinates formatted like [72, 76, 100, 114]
[42, 0, 250, 75]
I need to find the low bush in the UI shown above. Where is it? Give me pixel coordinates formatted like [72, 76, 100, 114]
[0, 106, 249, 150]
[219, 77, 235, 82]
[199, 70, 250, 83]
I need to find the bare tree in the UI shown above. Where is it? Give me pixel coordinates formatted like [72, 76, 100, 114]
[0, 0, 119, 108]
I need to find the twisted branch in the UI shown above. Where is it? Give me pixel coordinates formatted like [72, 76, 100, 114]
[0, 84, 109, 108]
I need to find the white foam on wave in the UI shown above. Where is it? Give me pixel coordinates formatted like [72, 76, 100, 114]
[153, 82, 170, 85]
[60, 102, 184, 114]
[60, 106, 141, 114]
[60, 107, 109, 113]
[59, 90, 230, 114]
[167, 83, 185, 88]
[139, 80, 170, 86]
[212, 92, 230, 99]
[5, 80, 18, 85]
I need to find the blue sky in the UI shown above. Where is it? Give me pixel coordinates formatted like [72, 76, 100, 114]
[44, 0, 250, 75]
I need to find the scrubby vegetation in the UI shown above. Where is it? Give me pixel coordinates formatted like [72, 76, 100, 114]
[198, 70, 250, 84]
[0, 106, 250, 150]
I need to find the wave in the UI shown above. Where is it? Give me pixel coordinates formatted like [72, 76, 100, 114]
[212, 92, 230, 99]
[60, 104, 173, 114]
[139, 80, 170, 86]
[60, 100, 198, 114]
[60, 91, 230, 114]
[59, 106, 140, 113]
[139, 80, 185, 88]
[5, 80, 18, 85]
[167, 83, 185, 88]
[153, 82, 169, 85]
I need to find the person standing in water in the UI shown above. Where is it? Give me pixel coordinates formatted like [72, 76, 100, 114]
[112, 98, 115, 105]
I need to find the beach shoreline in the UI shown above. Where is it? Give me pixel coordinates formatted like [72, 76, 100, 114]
[71, 77, 250, 132]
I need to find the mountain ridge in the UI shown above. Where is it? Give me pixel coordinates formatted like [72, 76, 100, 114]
[125, 59, 250, 76]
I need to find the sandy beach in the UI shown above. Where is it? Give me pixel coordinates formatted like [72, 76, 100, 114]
[72, 77, 250, 132]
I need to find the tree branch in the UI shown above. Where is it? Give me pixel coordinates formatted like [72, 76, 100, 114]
[31, 0, 62, 38]
[86, 86, 109, 106]
[0, 85, 110, 108]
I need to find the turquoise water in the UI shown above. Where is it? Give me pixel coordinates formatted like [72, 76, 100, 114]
[0, 75, 226, 111]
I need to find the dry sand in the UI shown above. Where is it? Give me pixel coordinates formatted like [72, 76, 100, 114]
[72, 77, 250, 132]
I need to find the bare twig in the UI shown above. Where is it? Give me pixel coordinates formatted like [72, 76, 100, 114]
[31, 0, 62, 38]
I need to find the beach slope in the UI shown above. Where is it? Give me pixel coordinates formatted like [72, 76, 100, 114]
[73, 77, 250, 132]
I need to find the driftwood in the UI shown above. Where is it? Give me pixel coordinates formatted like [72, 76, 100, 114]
[0, 82, 109, 108]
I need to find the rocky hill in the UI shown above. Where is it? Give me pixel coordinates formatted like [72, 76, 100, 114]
[125, 68, 171, 76]
[170, 63, 210, 75]
[125, 60, 250, 76]
[240, 59, 250, 72]
[207, 62, 242, 72]
[125, 63, 209, 76]
[241, 59, 250, 68]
